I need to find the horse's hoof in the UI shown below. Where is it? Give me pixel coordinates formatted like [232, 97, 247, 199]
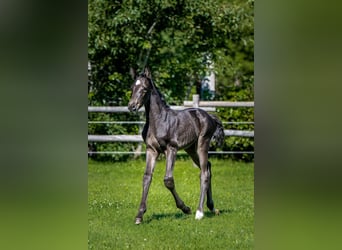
[135, 218, 143, 225]
[213, 208, 220, 215]
[182, 206, 192, 214]
[195, 210, 204, 220]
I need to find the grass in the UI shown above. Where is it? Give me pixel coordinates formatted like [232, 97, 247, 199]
[88, 158, 254, 249]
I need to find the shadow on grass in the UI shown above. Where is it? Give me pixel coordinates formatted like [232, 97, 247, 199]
[144, 208, 234, 224]
[144, 212, 189, 223]
[204, 208, 234, 217]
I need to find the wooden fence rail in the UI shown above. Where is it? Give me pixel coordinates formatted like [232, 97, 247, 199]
[88, 95, 253, 113]
[88, 96, 254, 155]
[183, 101, 254, 108]
[88, 129, 254, 143]
[88, 106, 216, 112]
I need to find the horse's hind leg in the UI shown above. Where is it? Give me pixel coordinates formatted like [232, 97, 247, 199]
[206, 161, 219, 215]
[206, 161, 214, 211]
[195, 136, 220, 220]
[164, 145, 191, 214]
[185, 146, 218, 217]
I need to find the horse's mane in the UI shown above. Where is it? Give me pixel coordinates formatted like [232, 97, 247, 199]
[152, 84, 170, 108]
[140, 73, 170, 108]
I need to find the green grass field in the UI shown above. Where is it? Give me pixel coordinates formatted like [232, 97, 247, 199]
[88, 158, 254, 249]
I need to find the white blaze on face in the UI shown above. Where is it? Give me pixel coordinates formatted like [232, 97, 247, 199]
[135, 79, 141, 86]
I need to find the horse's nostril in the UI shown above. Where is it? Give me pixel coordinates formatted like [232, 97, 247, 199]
[128, 103, 137, 112]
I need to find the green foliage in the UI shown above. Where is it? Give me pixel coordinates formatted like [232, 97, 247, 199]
[88, 0, 254, 161]
[88, 159, 254, 249]
[215, 85, 254, 161]
[88, 112, 142, 161]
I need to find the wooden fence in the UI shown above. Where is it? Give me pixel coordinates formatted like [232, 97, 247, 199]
[88, 95, 254, 155]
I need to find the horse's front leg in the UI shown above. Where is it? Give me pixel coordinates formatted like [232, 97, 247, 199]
[135, 148, 159, 224]
[164, 145, 191, 214]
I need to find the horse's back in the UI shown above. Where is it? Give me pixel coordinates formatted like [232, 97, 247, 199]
[180, 108, 218, 137]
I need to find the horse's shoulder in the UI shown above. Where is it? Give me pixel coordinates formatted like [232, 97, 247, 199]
[143, 127, 163, 151]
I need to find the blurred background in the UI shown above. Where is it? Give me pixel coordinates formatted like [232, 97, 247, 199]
[88, 0, 254, 162]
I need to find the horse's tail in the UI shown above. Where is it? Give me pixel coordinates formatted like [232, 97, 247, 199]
[210, 114, 225, 148]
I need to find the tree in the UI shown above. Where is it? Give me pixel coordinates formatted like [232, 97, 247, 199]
[88, 0, 254, 161]
[88, 0, 253, 103]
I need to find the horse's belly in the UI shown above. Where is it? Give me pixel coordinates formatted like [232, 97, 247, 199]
[175, 130, 197, 149]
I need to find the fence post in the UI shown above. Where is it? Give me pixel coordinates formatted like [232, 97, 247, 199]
[193, 94, 199, 108]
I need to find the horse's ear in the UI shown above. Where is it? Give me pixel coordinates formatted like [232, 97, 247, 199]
[129, 67, 136, 79]
[144, 67, 152, 79]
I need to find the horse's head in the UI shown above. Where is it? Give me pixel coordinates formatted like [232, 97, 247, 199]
[128, 67, 153, 112]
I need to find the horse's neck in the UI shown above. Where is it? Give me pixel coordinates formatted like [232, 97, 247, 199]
[144, 89, 168, 123]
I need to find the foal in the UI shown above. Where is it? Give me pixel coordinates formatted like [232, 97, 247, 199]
[128, 68, 224, 224]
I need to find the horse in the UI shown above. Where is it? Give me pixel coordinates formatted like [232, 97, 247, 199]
[128, 67, 224, 224]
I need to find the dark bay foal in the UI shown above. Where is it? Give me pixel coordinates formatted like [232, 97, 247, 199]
[128, 67, 224, 224]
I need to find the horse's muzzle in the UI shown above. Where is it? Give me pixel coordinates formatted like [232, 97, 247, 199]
[128, 105, 137, 112]
[128, 101, 139, 112]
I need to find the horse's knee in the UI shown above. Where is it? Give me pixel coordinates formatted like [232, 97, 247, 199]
[143, 172, 153, 184]
[164, 176, 174, 190]
[199, 170, 211, 185]
[198, 169, 210, 179]
[198, 161, 211, 176]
